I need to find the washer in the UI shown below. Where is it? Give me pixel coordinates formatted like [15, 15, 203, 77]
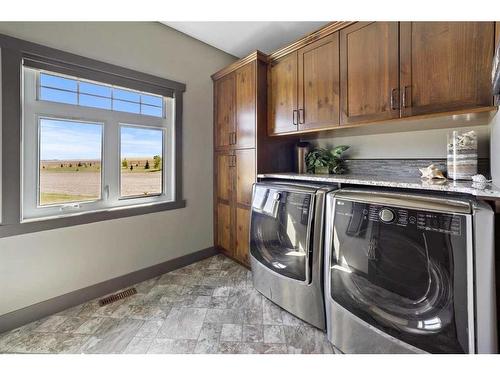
[250, 180, 337, 330]
[324, 189, 497, 353]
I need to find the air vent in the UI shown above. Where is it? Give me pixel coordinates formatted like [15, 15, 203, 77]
[98, 287, 137, 306]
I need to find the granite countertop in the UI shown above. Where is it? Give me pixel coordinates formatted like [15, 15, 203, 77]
[257, 172, 500, 199]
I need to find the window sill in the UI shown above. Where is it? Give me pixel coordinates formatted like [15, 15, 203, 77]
[0, 199, 186, 239]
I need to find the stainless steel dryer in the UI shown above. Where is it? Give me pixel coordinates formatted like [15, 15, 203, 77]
[250, 180, 337, 330]
[324, 189, 497, 354]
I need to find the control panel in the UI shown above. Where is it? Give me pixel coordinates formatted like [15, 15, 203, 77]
[337, 199, 463, 236]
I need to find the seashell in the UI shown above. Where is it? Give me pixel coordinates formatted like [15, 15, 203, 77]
[419, 164, 447, 180]
[471, 174, 491, 183]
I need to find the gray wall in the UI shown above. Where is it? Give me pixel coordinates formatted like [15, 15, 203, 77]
[0, 22, 236, 315]
[309, 124, 491, 159]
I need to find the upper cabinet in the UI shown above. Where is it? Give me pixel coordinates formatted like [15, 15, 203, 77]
[340, 22, 400, 125]
[269, 32, 341, 135]
[400, 22, 494, 117]
[269, 52, 298, 134]
[215, 62, 257, 150]
[214, 74, 235, 149]
[235, 63, 256, 149]
[298, 32, 340, 130]
[268, 21, 496, 136]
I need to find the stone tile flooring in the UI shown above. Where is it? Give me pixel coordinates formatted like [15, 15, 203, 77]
[0, 254, 334, 354]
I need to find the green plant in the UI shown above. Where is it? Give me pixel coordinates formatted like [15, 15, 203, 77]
[153, 155, 162, 169]
[305, 145, 350, 174]
[122, 159, 128, 168]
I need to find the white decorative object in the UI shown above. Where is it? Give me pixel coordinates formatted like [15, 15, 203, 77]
[447, 130, 478, 180]
[471, 174, 491, 183]
[419, 164, 447, 180]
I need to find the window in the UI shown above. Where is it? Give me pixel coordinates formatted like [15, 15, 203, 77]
[39, 118, 103, 206]
[22, 67, 175, 221]
[39, 72, 164, 117]
[120, 126, 163, 198]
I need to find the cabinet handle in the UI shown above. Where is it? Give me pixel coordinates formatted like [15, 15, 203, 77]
[390, 88, 399, 110]
[402, 86, 410, 108]
[298, 109, 305, 124]
[228, 132, 233, 145]
[292, 110, 298, 125]
[232, 132, 237, 145]
[232, 155, 237, 167]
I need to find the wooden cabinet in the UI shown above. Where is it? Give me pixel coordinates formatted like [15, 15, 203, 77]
[215, 151, 233, 202]
[269, 32, 341, 134]
[496, 22, 499, 46]
[340, 22, 400, 125]
[214, 149, 254, 262]
[297, 32, 340, 130]
[235, 148, 256, 206]
[235, 63, 256, 148]
[214, 74, 235, 149]
[235, 208, 251, 265]
[269, 52, 298, 134]
[400, 22, 494, 117]
[216, 202, 232, 254]
[267, 21, 496, 135]
[213, 54, 295, 266]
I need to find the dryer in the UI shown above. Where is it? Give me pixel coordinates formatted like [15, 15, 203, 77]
[324, 189, 497, 353]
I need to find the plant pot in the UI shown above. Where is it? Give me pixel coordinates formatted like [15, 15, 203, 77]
[314, 166, 330, 174]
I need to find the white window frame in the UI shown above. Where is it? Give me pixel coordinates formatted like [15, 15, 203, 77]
[21, 67, 176, 222]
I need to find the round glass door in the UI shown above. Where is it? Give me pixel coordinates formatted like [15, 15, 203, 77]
[250, 185, 314, 282]
[331, 199, 469, 353]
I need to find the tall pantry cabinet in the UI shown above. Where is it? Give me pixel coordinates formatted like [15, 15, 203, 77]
[212, 52, 294, 267]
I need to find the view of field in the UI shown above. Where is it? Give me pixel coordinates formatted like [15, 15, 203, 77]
[40, 158, 162, 205]
[39, 118, 164, 206]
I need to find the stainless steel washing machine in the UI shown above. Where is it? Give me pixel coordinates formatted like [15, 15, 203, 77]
[250, 180, 337, 330]
[324, 189, 497, 353]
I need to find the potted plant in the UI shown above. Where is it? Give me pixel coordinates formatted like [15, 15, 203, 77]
[305, 145, 350, 174]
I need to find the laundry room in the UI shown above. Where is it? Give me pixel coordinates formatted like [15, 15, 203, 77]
[1, 1, 500, 374]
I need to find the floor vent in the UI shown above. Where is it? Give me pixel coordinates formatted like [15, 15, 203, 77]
[98, 287, 137, 306]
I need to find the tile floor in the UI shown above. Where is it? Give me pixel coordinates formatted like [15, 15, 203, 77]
[0, 254, 334, 354]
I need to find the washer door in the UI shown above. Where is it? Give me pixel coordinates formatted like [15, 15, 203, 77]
[330, 199, 469, 353]
[250, 185, 314, 282]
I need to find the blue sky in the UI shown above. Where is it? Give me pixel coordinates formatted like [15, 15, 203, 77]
[121, 126, 163, 158]
[40, 119, 102, 160]
[40, 119, 163, 160]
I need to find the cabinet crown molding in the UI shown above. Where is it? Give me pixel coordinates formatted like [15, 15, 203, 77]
[211, 50, 268, 81]
[268, 21, 355, 61]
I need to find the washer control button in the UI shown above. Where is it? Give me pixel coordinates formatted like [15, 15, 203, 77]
[379, 208, 395, 223]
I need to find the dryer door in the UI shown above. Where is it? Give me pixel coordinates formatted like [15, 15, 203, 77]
[330, 198, 470, 353]
[250, 184, 314, 282]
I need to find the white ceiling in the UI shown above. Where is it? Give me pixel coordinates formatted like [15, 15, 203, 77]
[161, 22, 329, 58]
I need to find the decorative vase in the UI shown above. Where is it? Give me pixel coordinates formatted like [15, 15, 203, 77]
[314, 166, 330, 174]
[447, 130, 477, 180]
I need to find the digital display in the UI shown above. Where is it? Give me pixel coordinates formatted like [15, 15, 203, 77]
[417, 212, 462, 236]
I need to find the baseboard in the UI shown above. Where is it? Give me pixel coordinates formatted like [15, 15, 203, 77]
[0, 246, 218, 334]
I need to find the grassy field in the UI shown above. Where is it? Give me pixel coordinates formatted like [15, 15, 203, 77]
[40, 158, 162, 205]
[40, 192, 98, 205]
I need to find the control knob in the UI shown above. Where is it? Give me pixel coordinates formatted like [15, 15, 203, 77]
[379, 208, 395, 223]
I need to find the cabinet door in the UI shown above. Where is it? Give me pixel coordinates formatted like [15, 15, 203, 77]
[236, 207, 251, 265]
[235, 63, 256, 148]
[216, 202, 232, 253]
[215, 74, 235, 149]
[496, 22, 499, 47]
[340, 22, 400, 125]
[298, 32, 340, 130]
[235, 149, 256, 207]
[215, 151, 233, 202]
[400, 22, 494, 117]
[269, 52, 298, 134]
